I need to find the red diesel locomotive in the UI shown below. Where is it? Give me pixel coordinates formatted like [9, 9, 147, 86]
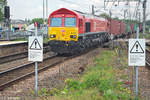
[48, 8, 133, 54]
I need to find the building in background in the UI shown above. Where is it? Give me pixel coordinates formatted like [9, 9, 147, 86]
[10, 19, 29, 31]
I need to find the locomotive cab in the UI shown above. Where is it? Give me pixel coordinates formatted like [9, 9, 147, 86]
[48, 8, 109, 54]
[49, 8, 79, 42]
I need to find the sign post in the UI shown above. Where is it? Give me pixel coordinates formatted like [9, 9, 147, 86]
[28, 27, 43, 96]
[35, 61, 38, 96]
[128, 27, 145, 100]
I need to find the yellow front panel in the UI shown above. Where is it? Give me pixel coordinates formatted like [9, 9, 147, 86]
[48, 27, 78, 41]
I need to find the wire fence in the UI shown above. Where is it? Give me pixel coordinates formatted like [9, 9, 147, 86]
[0, 27, 48, 40]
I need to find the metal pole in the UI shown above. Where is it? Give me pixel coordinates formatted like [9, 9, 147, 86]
[6, 19, 9, 40]
[143, 0, 147, 35]
[109, 10, 112, 35]
[35, 26, 38, 96]
[136, 27, 139, 39]
[104, 0, 105, 9]
[35, 26, 38, 36]
[92, 5, 94, 16]
[43, 0, 45, 24]
[135, 66, 138, 100]
[124, 10, 126, 21]
[139, 12, 141, 29]
[46, 0, 48, 19]
[6, 19, 10, 40]
[135, 27, 139, 100]
[35, 61, 38, 96]
[46, 0, 49, 37]
[8, 19, 10, 40]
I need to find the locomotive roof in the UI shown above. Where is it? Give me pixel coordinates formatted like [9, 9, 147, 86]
[50, 8, 83, 18]
[49, 8, 105, 21]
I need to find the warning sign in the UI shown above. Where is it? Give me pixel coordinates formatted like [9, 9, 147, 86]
[28, 36, 43, 62]
[130, 41, 144, 53]
[128, 39, 145, 66]
[30, 38, 42, 50]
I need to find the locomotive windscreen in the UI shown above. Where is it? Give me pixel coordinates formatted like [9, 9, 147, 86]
[51, 17, 62, 27]
[64, 18, 76, 27]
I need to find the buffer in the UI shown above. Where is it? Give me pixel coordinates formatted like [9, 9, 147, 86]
[130, 41, 144, 53]
[30, 38, 42, 50]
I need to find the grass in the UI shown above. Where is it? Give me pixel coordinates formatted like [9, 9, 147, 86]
[12, 38, 28, 42]
[34, 48, 140, 100]
[139, 31, 150, 39]
[43, 38, 49, 43]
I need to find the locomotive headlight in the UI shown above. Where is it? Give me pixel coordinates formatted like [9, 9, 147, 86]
[50, 34, 56, 38]
[70, 35, 76, 39]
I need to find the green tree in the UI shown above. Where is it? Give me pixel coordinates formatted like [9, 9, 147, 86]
[0, 0, 7, 3]
[31, 18, 44, 24]
[113, 17, 119, 20]
[0, 0, 7, 21]
[0, 9, 3, 21]
[99, 13, 110, 19]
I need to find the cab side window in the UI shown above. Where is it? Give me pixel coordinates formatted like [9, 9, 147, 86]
[79, 19, 83, 27]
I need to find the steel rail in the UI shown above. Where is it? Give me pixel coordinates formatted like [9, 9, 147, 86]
[0, 46, 50, 64]
[146, 48, 150, 66]
[0, 54, 58, 91]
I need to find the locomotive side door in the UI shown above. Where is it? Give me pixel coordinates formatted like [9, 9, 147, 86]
[85, 22, 91, 32]
[79, 19, 83, 33]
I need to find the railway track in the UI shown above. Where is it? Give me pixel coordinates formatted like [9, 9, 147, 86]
[146, 49, 150, 66]
[0, 37, 135, 91]
[0, 40, 106, 91]
[0, 45, 50, 64]
[0, 54, 70, 91]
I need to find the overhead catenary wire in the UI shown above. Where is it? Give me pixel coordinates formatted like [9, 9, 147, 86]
[60, 0, 87, 6]
[104, 0, 141, 20]
[59, 0, 89, 13]
[59, 0, 97, 14]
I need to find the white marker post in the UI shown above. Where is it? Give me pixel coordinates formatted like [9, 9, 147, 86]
[128, 27, 145, 100]
[28, 24, 43, 96]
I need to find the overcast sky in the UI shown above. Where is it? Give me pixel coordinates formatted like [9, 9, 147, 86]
[8, 0, 150, 20]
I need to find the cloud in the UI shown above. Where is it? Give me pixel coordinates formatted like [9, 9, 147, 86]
[58, 4, 65, 8]
[7, 0, 150, 20]
[70, 4, 78, 9]
[90, 0, 101, 4]
[8, 0, 43, 19]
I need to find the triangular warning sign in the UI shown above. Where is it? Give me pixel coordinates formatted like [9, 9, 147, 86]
[30, 38, 42, 50]
[130, 41, 144, 53]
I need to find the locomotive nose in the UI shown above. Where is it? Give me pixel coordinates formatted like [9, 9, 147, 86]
[61, 29, 65, 32]
[61, 29, 66, 37]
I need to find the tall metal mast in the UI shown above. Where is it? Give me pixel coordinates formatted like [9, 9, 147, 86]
[46, 0, 48, 19]
[143, 0, 147, 35]
[43, 0, 45, 24]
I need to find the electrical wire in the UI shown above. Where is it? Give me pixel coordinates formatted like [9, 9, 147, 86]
[59, 0, 89, 6]
[59, 0, 102, 14]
